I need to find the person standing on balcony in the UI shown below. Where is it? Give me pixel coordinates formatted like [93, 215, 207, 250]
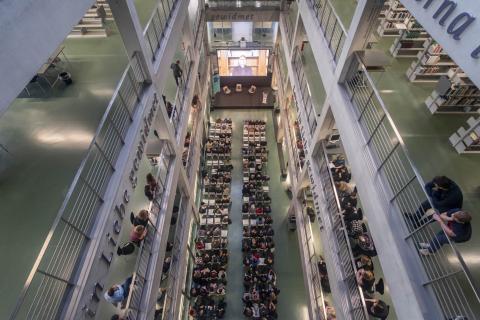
[96, 5, 107, 24]
[171, 60, 183, 86]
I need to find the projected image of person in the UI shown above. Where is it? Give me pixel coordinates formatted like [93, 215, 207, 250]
[232, 56, 253, 76]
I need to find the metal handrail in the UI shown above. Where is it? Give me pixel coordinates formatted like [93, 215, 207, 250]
[345, 52, 480, 318]
[205, 0, 281, 8]
[193, 8, 205, 50]
[186, 105, 202, 178]
[10, 53, 148, 320]
[143, 0, 178, 62]
[305, 0, 347, 62]
[209, 40, 275, 49]
[281, 10, 294, 47]
[162, 195, 190, 319]
[273, 50, 304, 174]
[170, 47, 194, 135]
[123, 143, 174, 319]
[297, 194, 329, 320]
[317, 141, 369, 319]
[291, 47, 318, 137]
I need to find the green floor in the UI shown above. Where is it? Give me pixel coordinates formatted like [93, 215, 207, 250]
[371, 37, 480, 291]
[95, 158, 153, 319]
[0, 27, 128, 318]
[211, 109, 309, 320]
[329, 0, 357, 30]
[302, 42, 327, 116]
[134, 0, 158, 29]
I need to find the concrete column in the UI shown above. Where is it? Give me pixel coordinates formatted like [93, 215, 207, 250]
[108, 0, 154, 82]
[336, 0, 385, 82]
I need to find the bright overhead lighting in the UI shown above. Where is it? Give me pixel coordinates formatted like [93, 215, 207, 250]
[35, 129, 93, 148]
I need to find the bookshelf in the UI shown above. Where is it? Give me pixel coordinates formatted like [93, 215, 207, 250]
[449, 117, 480, 153]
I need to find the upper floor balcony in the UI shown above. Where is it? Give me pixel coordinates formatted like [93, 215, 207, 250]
[205, 0, 282, 9]
[3, 0, 201, 318]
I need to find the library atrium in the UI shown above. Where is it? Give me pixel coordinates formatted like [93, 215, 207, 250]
[0, 0, 479, 319]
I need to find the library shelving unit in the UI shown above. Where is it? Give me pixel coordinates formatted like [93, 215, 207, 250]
[389, 29, 430, 58]
[405, 41, 461, 83]
[424, 71, 480, 114]
[68, 0, 112, 38]
[449, 117, 480, 153]
[377, 0, 411, 37]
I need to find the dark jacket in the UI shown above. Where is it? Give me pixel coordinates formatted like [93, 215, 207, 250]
[171, 63, 183, 77]
[425, 180, 463, 212]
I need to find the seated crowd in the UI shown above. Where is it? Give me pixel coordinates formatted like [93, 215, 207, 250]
[330, 155, 390, 319]
[189, 119, 233, 319]
[242, 120, 279, 320]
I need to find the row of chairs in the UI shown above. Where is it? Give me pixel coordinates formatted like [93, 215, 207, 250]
[242, 120, 279, 320]
[189, 119, 233, 319]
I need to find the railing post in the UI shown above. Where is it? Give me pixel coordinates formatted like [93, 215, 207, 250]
[366, 113, 386, 145]
[94, 141, 116, 170]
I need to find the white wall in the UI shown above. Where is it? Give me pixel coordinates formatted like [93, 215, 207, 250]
[0, 0, 95, 117]
[232, 21, 253, 41]
[400, 0, 480, 87]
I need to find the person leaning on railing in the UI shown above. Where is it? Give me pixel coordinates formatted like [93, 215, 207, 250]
[144, 173, 159, 201]
[130, 209, 150, 227]
[104, 275, 133, 307]
[406, 176, 463, 226]
[130, 225, 147, 245]
[419, 209, 472, 256]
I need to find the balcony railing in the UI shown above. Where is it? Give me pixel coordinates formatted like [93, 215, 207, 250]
[124, 143, 175, 319]
[209, 40, 275, 49]
[161, 196, 191, 319]
[10, 53, 148, 320]
[282, 11, 294, 48]
[291, 47, 318, 138]
[186, 107, 202, 179]
[205, 0, 281, 8]
[168, 48, 194, 135]
[297, 193, 329, 320]
[345, 53, 480, 319]
[305, 0, 347, 63]
[144, 0, 178, 62]
[193, 8, 205, 50]
[311, 141, 369, 320]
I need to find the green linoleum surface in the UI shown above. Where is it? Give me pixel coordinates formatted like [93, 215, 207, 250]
[302, 43, 327, 116]
[370, 37, 480, 299]
[329, 0, 357, 30]
[134, 0, 159, 29]
[163, 46, 187, 103]
[288, 1, 299, 32]
[212, 109, 308, 320]
[95, 158, 153, 319]
[0, 30, 128, 318]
